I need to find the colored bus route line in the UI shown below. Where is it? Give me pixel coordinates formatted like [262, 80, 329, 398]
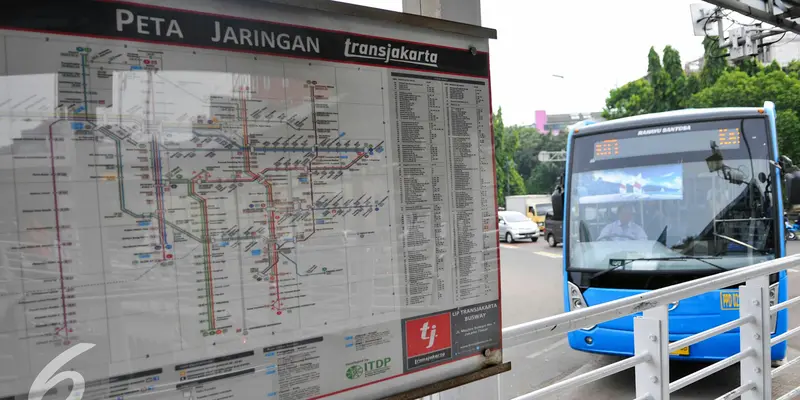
[48, 121, 69, 341]
[151, 136, 168, 260]
[92, 82, 374, 326]
[188, 178, 216, 331]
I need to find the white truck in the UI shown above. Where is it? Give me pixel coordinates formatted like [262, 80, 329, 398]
[505, 194, 553, 234]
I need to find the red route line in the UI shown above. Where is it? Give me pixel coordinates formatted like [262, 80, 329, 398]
[240, 90, 281, 309]
[188, 86, 368, 316]
[48, 121, 69, 339]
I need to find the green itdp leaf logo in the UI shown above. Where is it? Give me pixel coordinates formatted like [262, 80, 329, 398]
[346, 364, 363, 380]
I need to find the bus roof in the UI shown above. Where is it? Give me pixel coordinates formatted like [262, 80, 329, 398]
[573, 103, 773, 137]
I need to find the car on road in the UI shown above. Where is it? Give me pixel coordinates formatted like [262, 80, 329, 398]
[544, 211, 562, 247]
[499, 210, 539, 243]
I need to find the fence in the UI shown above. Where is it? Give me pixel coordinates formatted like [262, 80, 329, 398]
[492, 254, 800, 400]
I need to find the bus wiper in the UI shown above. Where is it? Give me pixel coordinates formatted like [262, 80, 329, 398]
[590, 256, 726, 280]
[713, 233, 768, 254]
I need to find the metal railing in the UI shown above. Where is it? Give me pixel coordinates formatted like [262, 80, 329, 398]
[501, 254, 800, 400]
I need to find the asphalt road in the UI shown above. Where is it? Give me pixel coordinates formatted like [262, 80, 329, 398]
[489, 239, 800, 400]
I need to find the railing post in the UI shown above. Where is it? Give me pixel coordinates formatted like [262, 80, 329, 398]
[634, 305, 670, 400]
[740, 275, 772, 400]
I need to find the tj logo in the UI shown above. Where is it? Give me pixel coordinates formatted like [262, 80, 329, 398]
[29, 343, 95, 400]
[420, 321, 437, 349]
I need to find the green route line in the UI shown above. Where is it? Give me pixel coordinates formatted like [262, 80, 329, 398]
[188, 181, 215, 331]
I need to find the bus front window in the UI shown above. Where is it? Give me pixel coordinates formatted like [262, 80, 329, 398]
[567, 118, 778, 273]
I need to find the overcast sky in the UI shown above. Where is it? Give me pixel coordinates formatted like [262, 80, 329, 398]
[336, 0, 710, 126]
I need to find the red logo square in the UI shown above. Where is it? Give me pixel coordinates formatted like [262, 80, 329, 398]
[405, 312, 452, 358]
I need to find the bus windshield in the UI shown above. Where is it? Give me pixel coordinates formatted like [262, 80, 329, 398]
[567, 117, 778, 273]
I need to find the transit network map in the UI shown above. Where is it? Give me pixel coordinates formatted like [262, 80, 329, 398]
[3, 35, 393, 357]
[0, 1, 499, 399]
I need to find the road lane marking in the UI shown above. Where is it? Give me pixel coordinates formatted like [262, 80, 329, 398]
[526, 338, 569, 359]
[535, 251, 563, 259]
[790, 268, 799, 273]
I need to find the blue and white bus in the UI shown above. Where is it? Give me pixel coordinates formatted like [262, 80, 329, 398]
[553, 102, 789, 362]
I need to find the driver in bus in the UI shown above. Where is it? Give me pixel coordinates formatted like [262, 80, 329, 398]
[596, 203, 648, 241]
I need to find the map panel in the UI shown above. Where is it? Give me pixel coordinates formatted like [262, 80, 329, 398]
[0, 1, 499, 399]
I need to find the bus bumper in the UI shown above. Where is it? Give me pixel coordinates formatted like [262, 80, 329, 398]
[567, 327, 787, 362]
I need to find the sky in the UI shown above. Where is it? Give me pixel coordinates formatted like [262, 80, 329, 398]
[335, 0, 711, 126]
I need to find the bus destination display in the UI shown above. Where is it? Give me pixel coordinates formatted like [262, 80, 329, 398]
[593, 128, 741, 161]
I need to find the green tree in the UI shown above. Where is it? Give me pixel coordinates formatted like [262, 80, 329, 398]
[777, 110, 800, 163]
[602, 78, 654, 120]
[700, 36, 727, 88]
[687, 69, 800, 162]
[493, 108, 525, 206]
[663, 45, 686, 110]
[647, 46, 663, 78]
[785, 60, 800, 79]
[663, 45, 684, 82]
[765, 60, 782, 74]
[683, 73, 702, 106]
[738, 57, 762, 76]
[511, 126, 544, 179]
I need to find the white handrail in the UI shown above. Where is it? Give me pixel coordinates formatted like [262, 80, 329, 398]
[771, 295, 800, 314]
[502, 254, 800, 347]
[668, 315, 753, 352]
[773, 356, 800, 378]
[771, 324, 800, 346]
[777, 386, 800, 400]
[668, 348, 754, 393]
[498, 254, 800, 400]
[510, 353, 650, 400]
[714, 382, 756, 400]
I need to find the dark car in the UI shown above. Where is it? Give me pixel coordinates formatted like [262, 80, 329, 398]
[544, 211, 562, 247]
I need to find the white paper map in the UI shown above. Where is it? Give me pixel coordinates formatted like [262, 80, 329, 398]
[0, 1, 499, 399]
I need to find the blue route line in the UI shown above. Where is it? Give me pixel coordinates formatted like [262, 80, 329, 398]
[80, 54, 89, 120]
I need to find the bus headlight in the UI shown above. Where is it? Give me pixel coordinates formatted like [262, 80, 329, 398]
[568, 282, 595, 330]
[770, 282, 779, 334]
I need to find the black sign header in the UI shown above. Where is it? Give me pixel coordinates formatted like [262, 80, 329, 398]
[2, 0, 489, 77]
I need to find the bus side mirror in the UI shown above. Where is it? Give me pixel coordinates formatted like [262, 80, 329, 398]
[551, 188, 564, 220]
[786, 170, 800, 207]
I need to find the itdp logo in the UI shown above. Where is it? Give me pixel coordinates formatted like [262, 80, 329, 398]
[345, 364, 363, 380]
[29, 343, 95, 400]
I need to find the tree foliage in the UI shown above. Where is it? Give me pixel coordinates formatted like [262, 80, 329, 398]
[602, 79, 654, 119]
[491, 35, 800, 206]
[510, 128, 567, 194]
[493, 108, 526, 206]
[601, 37, 800, 172]
[700, 36, 727, 87]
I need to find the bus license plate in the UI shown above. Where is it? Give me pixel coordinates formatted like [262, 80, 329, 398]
[720, 291, 740, 310]
[671, 346, 690, 356]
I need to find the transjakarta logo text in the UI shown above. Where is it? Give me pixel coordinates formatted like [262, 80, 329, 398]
[344, 38, 439, 67]
[405, 312, 452, 359]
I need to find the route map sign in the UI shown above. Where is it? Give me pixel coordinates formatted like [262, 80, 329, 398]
[0, 1, 500, 399]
